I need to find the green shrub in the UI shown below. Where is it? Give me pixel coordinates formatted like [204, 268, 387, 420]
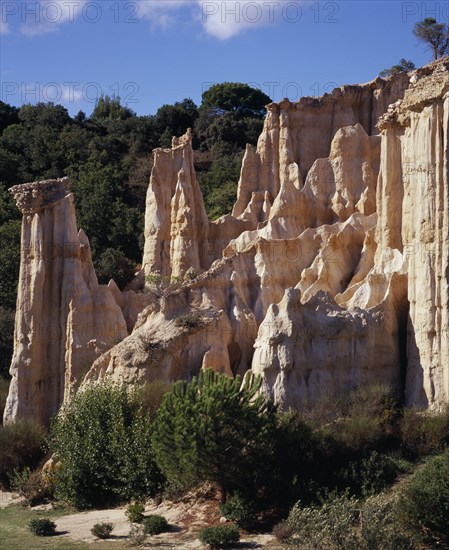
[286, 492, 415, 550]
[332, 415, 385, 452]
[91, 522, 114, 539]
[126, 501, 145, 523]
[10, 467, 52, 505]
[0, 420, 46, 488]
[220, 493, 255, 530]
[175, 312, 203, 328]
[198, 524, 240, 548]
[348, 384, 399, 430]
[142, 514, 169, 535]
[28, 518, 56, 536]
[398, 450, 449, 547]
[400, 407, 449, 459]
[152, 370, 277, 499]
[338, 452, 399, 496]
[50, 383, 163, 509]
[271, 409, 318, 508]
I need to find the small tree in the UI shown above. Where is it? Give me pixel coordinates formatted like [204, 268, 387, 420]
[379, 59, 415, 78]
[151, 370, 277, 501]
[413, 18, 449, 60]
[50, 383, 163, 509]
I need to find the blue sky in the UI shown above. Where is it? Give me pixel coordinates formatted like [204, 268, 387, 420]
[1, 1, 447, 116]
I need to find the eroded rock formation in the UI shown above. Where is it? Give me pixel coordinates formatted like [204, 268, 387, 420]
[4, 58, 449, 424]
[3, 179, 151, 424]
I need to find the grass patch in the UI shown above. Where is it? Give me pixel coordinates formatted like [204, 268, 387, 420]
[0, 505, 124, 550]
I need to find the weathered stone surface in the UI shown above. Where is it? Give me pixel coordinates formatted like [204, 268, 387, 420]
[5, 59, 449, 422]
[3, 178, 150, 425]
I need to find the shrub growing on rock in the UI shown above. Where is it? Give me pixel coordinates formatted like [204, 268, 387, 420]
[50, 383, 163, 508]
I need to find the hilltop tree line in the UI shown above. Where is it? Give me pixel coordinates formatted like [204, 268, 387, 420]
[0, 83, 271, 389]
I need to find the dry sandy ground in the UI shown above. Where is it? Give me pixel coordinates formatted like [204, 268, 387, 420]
[2, 491, 282, 548]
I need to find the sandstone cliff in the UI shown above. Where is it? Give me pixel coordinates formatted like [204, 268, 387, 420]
[4, 58, 448, 424]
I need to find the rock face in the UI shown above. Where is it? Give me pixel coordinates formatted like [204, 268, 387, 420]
[3, 178, 150, 425]
[4, 58, 449, 424]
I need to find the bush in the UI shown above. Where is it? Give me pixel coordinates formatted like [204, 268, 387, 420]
[126, 501, 145, 524]
[286, 492, 415, 550]
[175, 312, 203, 329]
[398, 450, 449, 547]
[50, 383, 163, 509]
[272, 520, 294, 542]
[128, 524, 146, 546]
[142, 514, 169, 535]
[91, 522, 114, 539]
[400, 407, 449, 459]
[28, 518, 56, 536]
[220, 493, 255, 530]
[0, 420, 46, 488]
[198, 524, 240, 548]
[338, 452, 399, 496]
[10, 467, 52, 506]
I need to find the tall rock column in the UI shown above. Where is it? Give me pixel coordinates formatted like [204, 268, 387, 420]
[4, 178, 128, 425]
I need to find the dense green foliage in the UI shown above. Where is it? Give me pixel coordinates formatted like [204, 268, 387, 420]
[198, 524, 240, 548]
[398, 450, 449, 547]
[142, 514, 169, 535]
[0, 420, 47, 488]
[201, 83, 270, 118]
[219, 493, 256, 530]
[28, 518, 57, 537]
[413, 18, 449, 60]
[285, 492, 415, 550]
[126, 501, 145, 523]
[152, 370, 277, 499]
[49, 383, 162, 509]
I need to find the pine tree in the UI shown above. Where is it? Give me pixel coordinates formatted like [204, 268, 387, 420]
[151, 370, 277, 501]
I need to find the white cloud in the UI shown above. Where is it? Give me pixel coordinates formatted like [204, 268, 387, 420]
[199, 1, 273, 40]
[20, 0, 87, 37]
[137, 0, 192, 30]
[61, 87, 83, 103]
[0, 19, 11, 35]
[137, 0, 273, 39]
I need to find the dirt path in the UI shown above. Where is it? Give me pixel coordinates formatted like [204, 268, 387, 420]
[55, 500, 281, 548]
